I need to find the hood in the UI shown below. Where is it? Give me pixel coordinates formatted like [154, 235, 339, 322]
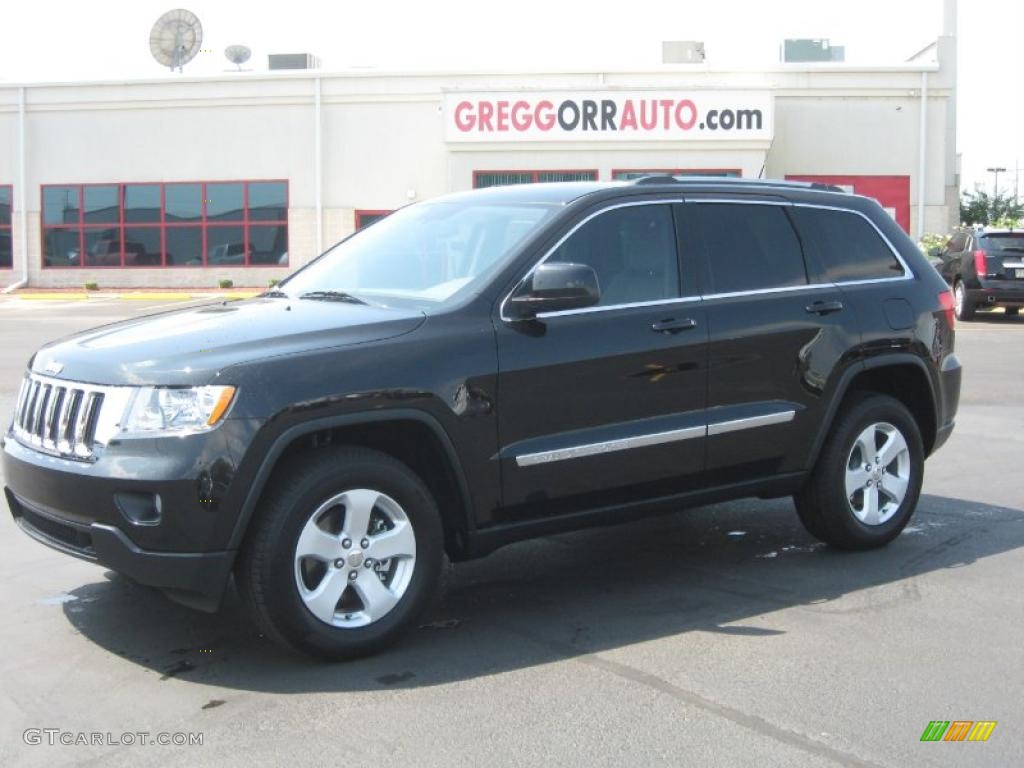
[30, 297, 426, 386]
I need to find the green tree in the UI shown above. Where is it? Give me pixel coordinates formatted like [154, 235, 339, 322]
[960, 186, 1024, 226]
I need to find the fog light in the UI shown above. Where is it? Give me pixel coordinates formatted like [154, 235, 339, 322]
[115, 492, 162, 526]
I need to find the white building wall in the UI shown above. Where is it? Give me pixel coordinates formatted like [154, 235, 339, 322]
[0, 53, 955, 289]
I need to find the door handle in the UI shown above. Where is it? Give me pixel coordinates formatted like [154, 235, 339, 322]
[805, 300, 844, 315]
[651, 317, 698, 334]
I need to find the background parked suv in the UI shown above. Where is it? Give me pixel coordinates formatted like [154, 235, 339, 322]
[936, 227, 1024, 319]
[4, 177, 961, 659]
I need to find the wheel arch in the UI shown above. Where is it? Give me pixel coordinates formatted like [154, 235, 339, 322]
[806, 355, 939, 469]
[227, 409, 474, 561]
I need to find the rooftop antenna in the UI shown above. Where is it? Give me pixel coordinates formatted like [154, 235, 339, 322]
[224, 45, 252, 71]
[149, 9, 203, 73]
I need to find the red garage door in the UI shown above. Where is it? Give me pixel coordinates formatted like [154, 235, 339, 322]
[784, 175, 910, 233]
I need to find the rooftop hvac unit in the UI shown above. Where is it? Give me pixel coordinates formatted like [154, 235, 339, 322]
[268, 53, 321, 70]
[662, 41, 706, 64]
[782, 39, 845, 63]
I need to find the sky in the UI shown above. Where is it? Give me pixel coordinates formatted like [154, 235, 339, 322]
[2, 0, 1020, 192]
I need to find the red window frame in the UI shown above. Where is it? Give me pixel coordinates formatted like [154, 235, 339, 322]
[41, 180, 289, 269]
[472, 169, 599, 188]
[355, 209, 393, 230]
[0, 184, 11, 270]
[610, 168, 742, 180]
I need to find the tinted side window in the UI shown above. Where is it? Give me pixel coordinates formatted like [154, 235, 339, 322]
[547, 204, 680, 306]
[793, 207, 905, 282]
[693, 203, 807, 294]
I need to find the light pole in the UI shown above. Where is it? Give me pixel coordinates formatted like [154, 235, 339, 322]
[987, 166, 1006, 197]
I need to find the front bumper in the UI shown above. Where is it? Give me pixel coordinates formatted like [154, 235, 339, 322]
[8, 489, 232, 611]
[1, 419, 261, 611]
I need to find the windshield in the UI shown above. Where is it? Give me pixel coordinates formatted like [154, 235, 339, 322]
[981, 233, 1024, 253]
[279, 200, 557, 306]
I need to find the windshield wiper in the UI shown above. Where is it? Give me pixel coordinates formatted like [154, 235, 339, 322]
[298, 290, 367, 304]
[262, 289, 289, 298]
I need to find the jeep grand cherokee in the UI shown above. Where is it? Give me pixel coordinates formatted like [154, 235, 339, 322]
[3, 177, 961, 658]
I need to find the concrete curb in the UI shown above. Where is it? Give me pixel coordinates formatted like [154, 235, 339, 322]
[8, 291, 262, 301]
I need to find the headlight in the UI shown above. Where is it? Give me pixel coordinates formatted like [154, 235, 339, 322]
[120, 386, 236, 436]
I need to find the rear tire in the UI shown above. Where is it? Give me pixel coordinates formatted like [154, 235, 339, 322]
[954, 280, 975, 321]
[794, 393, 923, 550]
[236, 446, 443, 659]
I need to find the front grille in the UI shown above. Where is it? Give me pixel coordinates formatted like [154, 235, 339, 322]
[12, 374, 109, 460]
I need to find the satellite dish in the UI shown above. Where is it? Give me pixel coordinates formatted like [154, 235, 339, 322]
[149, 9, 203, 72]
[225, 45, 252, 71]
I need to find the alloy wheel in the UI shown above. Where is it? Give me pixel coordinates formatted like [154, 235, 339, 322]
[293, 489, 417, 628]
[844, 422, 911, 526]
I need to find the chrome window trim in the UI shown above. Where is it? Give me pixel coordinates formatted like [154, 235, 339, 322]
[499, 198, 685, 322]
[500, 195, 916, 322]
[706, 410, 795, 436]
[536, 295, 700, 319]
[701, 282, 830, 301]
[514, 409, 797, 467]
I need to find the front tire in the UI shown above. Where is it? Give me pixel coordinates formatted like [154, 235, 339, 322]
[954, 280, 976, 321]
[236, 446, 443, 659]
[794, 393, 923, 550]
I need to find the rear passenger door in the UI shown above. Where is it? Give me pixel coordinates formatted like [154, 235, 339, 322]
[684, 198, 854, 480]
[789, 204, 914, 371]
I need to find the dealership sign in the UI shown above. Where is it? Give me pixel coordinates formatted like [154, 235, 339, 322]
[444, 91, 773, 142]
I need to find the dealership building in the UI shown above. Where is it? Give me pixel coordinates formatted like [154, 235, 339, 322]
[0, 36, 957, 289]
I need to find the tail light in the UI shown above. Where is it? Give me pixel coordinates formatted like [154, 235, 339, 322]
[938, 290, 955, 327]
[974, 249, 988, 279]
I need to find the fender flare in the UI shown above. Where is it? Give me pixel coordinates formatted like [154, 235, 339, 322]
[225, 408, 473, 551]
[804, 353, 938, 469]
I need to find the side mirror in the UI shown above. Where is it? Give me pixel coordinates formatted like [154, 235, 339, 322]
[506, 262, 600, 319]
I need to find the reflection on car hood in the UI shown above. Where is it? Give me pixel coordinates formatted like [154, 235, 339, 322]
[29, 297, 426, 386]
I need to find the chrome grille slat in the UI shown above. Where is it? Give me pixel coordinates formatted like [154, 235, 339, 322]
[13, 379, 30, 428]
[43, 387, 65, 447]
[11, 374, 125, 462]
[58, 390, 82, 453]
[32, 384, 51, 441]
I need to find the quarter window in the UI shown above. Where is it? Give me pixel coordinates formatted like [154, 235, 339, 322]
[41, 181, 288, 268]
[791, 207, 904, 282]
[546, 204, 680, 306]
[693, 203, 807, 294]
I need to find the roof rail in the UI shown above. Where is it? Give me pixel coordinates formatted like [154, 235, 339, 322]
[631, 175, 846, 194]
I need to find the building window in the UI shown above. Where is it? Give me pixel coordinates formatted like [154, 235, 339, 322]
[41, 181, 288, 268]
[355, 210, 393, 230]
[473, 170, 598, 188]
[611, 169, 741, 181]
[0, 185, 11, 268]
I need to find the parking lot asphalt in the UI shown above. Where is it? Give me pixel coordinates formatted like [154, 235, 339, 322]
[0, 297, 1021, 768]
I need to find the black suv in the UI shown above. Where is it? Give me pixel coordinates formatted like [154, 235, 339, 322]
[3, 177, 961, 659]
[936, 227, 1024, 319]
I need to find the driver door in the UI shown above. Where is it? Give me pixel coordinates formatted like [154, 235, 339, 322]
[493, 199, 708, 518]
